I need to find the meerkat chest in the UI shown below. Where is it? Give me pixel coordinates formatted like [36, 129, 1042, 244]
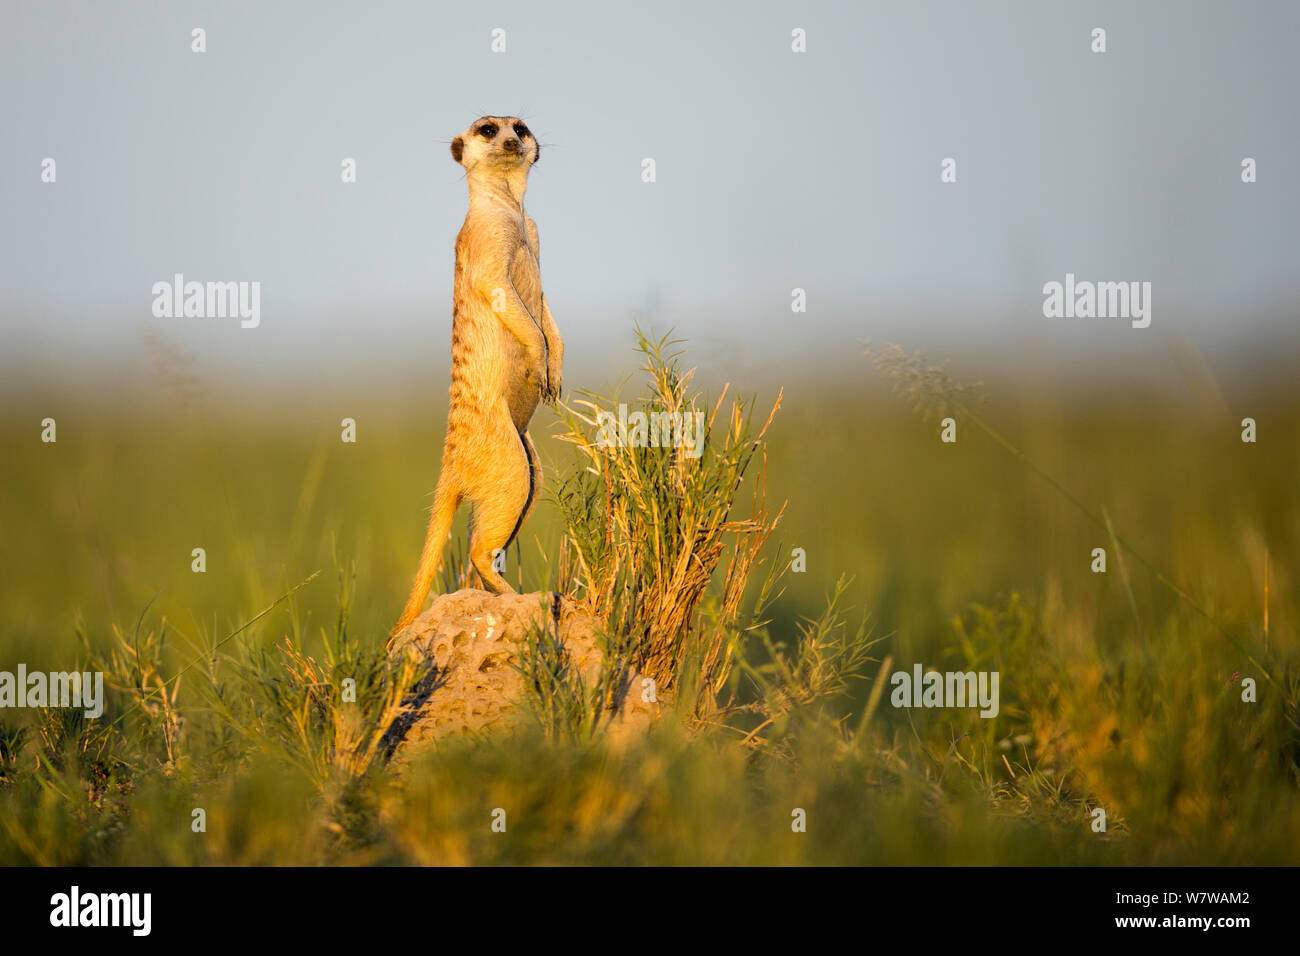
[455, 215, 541, 313]
[450, 214, 543, 421]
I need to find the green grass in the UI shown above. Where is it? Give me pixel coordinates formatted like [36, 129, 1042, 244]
[0, 335, 1297, 865]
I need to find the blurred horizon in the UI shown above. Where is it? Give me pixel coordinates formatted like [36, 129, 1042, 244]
[3, 0, 1298, 403]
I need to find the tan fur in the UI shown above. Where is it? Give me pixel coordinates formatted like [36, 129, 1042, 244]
[391, 115, 563, 642]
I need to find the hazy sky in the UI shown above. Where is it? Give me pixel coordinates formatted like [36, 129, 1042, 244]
[2, 0, 1297, 394]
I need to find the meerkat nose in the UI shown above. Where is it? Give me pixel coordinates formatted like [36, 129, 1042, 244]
[502, 138, 521, 153]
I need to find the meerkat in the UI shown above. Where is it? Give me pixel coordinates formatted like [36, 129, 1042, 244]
[390, 115, 563, 640]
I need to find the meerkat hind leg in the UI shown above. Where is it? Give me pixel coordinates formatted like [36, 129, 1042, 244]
[508, 431, 543, 589]
[467, 428, 533, 594]
[517, 431, 543, 532]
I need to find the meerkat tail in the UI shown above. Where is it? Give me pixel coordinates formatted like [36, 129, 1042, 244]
[390, 481, 461, 642]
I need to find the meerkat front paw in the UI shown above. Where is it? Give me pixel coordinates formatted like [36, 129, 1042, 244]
[544, 364, 562, 403]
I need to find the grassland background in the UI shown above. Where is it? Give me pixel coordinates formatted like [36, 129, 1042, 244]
[1, 341, 1297, 865]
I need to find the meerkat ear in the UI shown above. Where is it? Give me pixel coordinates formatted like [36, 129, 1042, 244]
[450, 137, 464, 163]
[532, 142, 540, 164]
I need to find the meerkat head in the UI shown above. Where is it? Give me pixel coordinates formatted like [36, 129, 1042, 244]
[451, 115, 539, 174]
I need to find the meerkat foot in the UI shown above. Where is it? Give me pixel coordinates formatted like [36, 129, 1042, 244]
[470, 546, 516, 594]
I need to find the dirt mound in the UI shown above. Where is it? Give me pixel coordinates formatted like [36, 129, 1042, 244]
[382, 590, 657, 762]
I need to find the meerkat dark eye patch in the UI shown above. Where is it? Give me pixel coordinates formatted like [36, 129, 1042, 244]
[513, 123, 531, 139]
[478, 123, 498, 138]
[450, 136, 464, 162]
